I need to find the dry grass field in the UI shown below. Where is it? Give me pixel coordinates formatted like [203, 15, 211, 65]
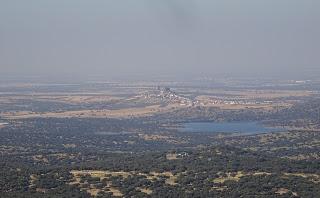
[69, 170, 178, 197]
[1, 103, 185, 119]
[0, 84, 314, 119]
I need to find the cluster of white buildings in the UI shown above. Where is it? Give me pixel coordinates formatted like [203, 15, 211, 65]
[195, 99, 273, 106]
[137, 87, 275, 107]
[140, 87, 193, 106]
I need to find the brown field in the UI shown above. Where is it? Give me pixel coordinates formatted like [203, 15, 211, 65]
[275, 188, 298, 196]
[206, 103, 291, 110]
[193, 89, 313, 110]
[1, 104, 185, 119]
[166, 153, 179, 160]
[213, 171, 319, 185]
[136, 187, 152, 195]
[0, 87, 314, 118]
[69, 170, 179, 197]
[195, 89, 312, 99]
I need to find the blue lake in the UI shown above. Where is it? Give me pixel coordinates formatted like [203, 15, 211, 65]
[179, 122, 281, 134]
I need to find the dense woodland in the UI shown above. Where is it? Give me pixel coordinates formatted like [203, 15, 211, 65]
[1, 145, 320, 197]
[1, 98, 320, 197]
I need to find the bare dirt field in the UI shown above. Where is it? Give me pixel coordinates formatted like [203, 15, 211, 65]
[1, 103, 185, 119]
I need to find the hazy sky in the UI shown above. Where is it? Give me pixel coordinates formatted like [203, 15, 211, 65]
[1, 0, 320, 80]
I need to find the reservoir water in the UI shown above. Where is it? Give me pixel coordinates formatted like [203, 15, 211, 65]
[179, 122, 280, 134]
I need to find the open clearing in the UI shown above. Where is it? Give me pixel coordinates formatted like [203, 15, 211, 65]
[213, 171, 319, 184]
[69, 170, 179, 197]
[1, 103, 185, 119]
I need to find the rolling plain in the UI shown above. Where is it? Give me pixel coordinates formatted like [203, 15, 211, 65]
[1, 79, 320, 197]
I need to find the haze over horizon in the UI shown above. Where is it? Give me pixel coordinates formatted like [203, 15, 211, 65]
[1, 0, 320, 80]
